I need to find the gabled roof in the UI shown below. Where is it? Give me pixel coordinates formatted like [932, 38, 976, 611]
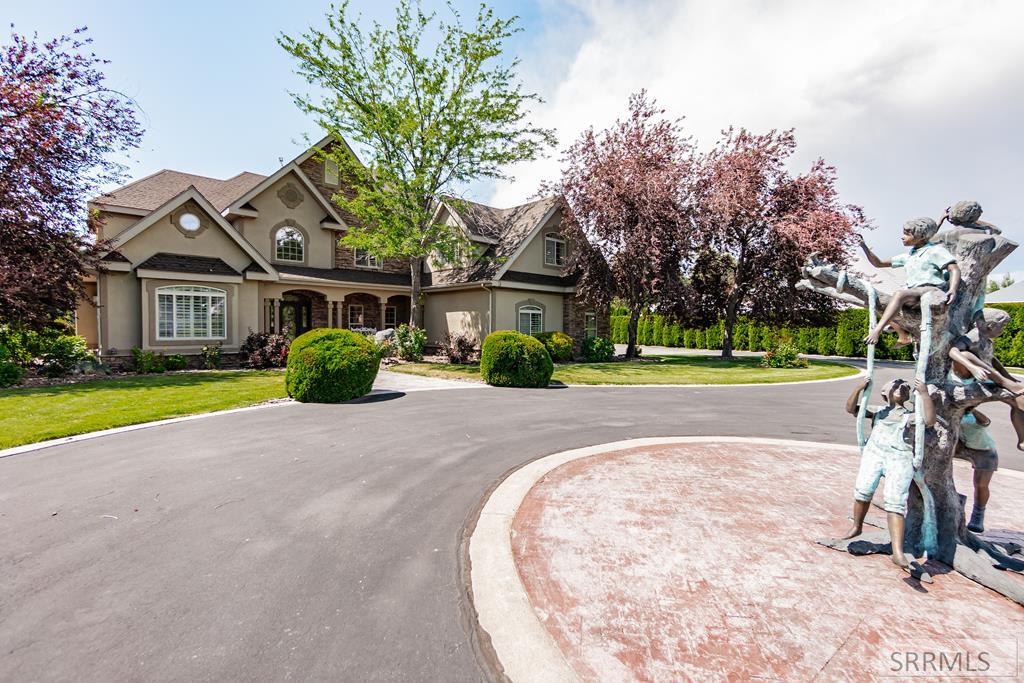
[429, 196, 561, 285]
[224, 162, 348, 228]
[106, 186, 277, 278]
[136, 253, 240, 277]
[986, 279, 1024, 303]
[93, 170, 266, 213]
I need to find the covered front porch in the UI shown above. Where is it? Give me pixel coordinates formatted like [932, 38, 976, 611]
[260, 282, 411, 337]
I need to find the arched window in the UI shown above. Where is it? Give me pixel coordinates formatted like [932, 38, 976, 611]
[544, 232, 566, 267]
[156, 286, 226, 340]
[518, 305, 543, 336]
[275, 227, 304, 262]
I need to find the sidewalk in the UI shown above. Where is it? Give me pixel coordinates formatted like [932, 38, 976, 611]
[487, 438, 1024, 681]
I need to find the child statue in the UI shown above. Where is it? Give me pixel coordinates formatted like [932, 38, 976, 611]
[841, 377, 935, 570]
[858, 216, 961, 346]
[955, 407, 998, 532]
[938, 200, 1001, 316]
[948, 308, 1024, 421]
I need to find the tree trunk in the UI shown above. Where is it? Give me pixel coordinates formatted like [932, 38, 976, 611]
[801, 229, 1024, 603]
[625, 308, 641, 360]
[410, 256, 424, 328]
[721, 295, 739, 360]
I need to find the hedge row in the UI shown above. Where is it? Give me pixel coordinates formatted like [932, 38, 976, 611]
[609, 311, 918, 361]
[610, 303, 1024, 365]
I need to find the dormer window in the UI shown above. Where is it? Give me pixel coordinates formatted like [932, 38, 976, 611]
[544, 233, 566, 267]
[325, 159, 339, 187]
[354, 248, 382, 269]
[275, 226, 304, 262]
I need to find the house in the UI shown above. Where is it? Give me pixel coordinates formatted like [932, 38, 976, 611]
[77, 135, 608, 362]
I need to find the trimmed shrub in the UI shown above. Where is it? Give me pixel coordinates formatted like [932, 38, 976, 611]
[131, 348, 165, 374]
[286, 328, 381, 403]
[0, 361, 23, 387]
[165, 354, 188, 371]
[395, 324, 427, 361]
[534, 331, 574, 362]
[441, 331, 476, 364]
[581, 335, 615, 362]
[480, 330, 553, 388]
[240, 329, 290, 368]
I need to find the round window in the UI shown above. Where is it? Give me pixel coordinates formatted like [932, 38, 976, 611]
[178, 213, 201, 232]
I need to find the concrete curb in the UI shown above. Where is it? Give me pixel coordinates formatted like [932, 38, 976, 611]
[0, 400, 294, 460]
[559, 364, 866, 388]
[467, 435, 1023, 682]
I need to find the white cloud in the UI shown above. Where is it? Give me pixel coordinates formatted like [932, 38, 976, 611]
[491, 0, 1024, 268]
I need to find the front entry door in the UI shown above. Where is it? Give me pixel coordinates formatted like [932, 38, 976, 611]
[280, 295, 312, 337]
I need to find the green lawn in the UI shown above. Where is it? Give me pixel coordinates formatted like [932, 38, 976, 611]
[0, 371, 287, 449]
[390, 354, 858, 386]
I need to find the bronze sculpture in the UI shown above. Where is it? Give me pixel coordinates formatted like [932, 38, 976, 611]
[800, 201, 1024, 605]
[842, 377, 934, 570]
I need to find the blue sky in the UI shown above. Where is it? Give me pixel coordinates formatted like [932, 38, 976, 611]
[9, 0, 1024, 275]
[6, 0, 577, 189]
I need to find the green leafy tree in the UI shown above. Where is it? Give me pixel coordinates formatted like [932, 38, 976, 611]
[279, 1, 555, 326]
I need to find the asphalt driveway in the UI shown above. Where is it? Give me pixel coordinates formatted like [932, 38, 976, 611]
[1, 365, 1020, 681]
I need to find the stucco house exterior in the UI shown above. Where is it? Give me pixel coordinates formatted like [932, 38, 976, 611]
[77, 136, 608, 362]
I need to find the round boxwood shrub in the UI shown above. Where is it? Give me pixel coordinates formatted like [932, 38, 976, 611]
[581, 336, 615, 362]
[0, 360, 23, 388]
[286, 329, 381, 403]
[534, 330, 574, 362]
[480, 330, 553, 388]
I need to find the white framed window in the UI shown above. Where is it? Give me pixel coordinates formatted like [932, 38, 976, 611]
[348, 304, 364, 327]
[384, 306, 397, 328]
[275, 227, 304, 262]
[324, 159, 339, 186]
[584, 310, 597, 338]
[156, 286, 227, 340]
[518, 305, 543, 336]
[544, 233, 566, 267]
[354, 248, 382, 269]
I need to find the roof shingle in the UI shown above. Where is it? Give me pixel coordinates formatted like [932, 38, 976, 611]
[136, 253, 240, 277]
[94, 170, 266, 213]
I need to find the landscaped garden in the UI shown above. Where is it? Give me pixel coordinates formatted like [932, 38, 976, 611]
[0, 371, 287, 449]
[390, 353, 857, 386]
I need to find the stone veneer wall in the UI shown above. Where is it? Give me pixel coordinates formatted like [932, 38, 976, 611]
[297, 153, 410, 275]
[562, 292, 610, 355]
[342, 293, 381, 329]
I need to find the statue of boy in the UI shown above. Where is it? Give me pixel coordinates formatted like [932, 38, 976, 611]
[948, 308, 1024, 532]
[955, 408, 998, 533]
[858, 217, 961, 346]
[938, 200, 1001, 316]
[841, 377, 935, 570]
[948, 308, 1024, 420]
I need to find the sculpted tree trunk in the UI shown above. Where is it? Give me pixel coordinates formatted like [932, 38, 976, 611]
[799, 229, 1024, 604]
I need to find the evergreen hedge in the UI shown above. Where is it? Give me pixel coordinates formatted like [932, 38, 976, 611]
[606, 309, 942, 362]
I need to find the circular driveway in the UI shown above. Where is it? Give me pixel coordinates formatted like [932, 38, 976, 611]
[1, 365, 1020, 680]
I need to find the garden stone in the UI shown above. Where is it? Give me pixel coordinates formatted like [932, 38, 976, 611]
[375, 328, 396, 343]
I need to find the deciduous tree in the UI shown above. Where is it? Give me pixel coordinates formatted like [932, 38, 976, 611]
[279, 1, 555, 326]
[547, 92, 695, 359]
[691, 128, 864, 358]
[0, 28, 141, 330]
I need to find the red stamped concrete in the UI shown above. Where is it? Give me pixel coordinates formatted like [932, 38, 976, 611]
[511, 442, 1024, 682]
